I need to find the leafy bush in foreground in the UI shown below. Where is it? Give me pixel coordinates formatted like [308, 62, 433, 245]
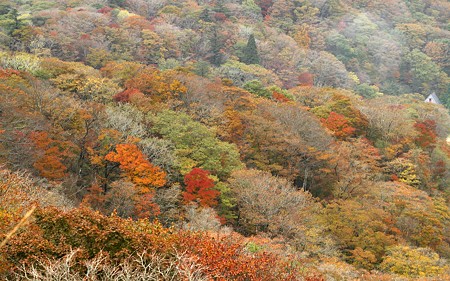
[1, 206, 305, 280]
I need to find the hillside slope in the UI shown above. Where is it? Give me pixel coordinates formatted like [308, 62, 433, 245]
[0, 0, 449, 280]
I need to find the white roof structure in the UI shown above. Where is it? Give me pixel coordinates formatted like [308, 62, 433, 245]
[424, 93, 441, 104]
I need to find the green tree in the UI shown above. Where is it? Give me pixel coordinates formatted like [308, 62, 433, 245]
[0, 6, 24, 36]
[151, 110, 243, 179]
[0, 4, 29, 51]
[209, 27, 224, 66]
[242, 0, 262, 20]
[243, 80, 271, 98]
[199, 7, 212, 22]
[194, 60, 211, 77]
[355, 83, 380, 99]
[242, 34, 260, 65]
[403, 49, 448, 95]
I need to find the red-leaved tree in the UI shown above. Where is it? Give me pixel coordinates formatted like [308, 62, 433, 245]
[414, 119, 437, 149]
[113, 88, 144, 103]
[183, 168, 219, 207]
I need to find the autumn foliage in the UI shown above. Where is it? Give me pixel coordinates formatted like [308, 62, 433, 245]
[29, 131, 75, 181]
[183, 168, 219, 207]
[1, 0, 450, 279]
[100, 143, 167, 218]
[113, 88, 144, 103]
[105, 143, 166, 191]
[124, 70, 187, 104]
[414, 119, 437, 149]
[1, 206, 305, 280]
[321, 111, 356, 139]
[272, 91, 291, 103]
[298, 72, 314, 86]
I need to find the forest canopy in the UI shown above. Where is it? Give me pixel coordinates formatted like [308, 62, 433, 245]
[0, 0, 449, 280]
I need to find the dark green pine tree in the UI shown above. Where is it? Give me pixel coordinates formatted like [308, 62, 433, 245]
[209, 27, 224, 66]
[194, 60, 210, 77]
[0, 4, 29, 51]
[107, 0, 126, 8]
[0, 6, 23, 36]
[199, 7, 212, 22]
[213, 0, 230, 15]
[242, 34, 260, 65]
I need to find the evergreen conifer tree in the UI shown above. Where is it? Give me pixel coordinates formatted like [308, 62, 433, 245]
[199, 7, 212, 22]
[242, 34, 260, 65]
[209, 27, 224, 66]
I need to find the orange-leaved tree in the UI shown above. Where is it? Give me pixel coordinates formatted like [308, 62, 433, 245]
[321, 111, 356, 140]
[29, 131, 76, 181]
[183, 168, 219, 207]
[105, 143, 166, 191]
[124, 70, 187, 104]
[105, 143, 167, 218]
